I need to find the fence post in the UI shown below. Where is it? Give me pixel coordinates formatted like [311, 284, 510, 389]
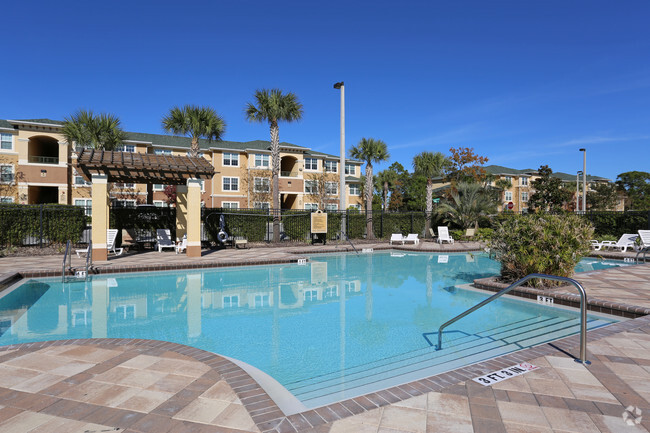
[39, 204, 44, 248]
[410, 212, 414, 233]
[380, 208, 384, 239]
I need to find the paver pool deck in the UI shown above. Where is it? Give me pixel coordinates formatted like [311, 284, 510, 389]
[0, 243, 649, 432]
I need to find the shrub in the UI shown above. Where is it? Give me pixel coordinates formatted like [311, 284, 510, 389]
[488, 213, 594, 287]
[0, 204, 86, 247]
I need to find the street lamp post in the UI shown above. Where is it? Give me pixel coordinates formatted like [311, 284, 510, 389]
[576, 171, 582, 212]
[334, 81, 346, 237]
[579, 148, 587, 212]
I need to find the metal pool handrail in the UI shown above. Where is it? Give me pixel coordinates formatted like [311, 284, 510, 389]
[436, 273, 590, 365]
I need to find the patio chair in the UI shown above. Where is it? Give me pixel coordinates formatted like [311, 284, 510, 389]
[607, 233, 638, 253]
[437, 226, 454, 244]
[175, 235, 187, 254]
[390, 233, 405, 245]
[638, 230, 650, 251]
[465, 228, 476, 240]
[76, 229, 123, 257]
[156, 229, 176, 252]
[404, 233, 420, 245]
[429, 228, 436, 240]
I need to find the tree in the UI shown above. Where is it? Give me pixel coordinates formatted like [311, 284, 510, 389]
[616, 171, 650, 210]
[163, 185, 177, 205]
[528, 165, 573, 212]
[245, 89, 303, 242]
[62, 109, 126, 150]
[436, 182, 497, 229]
[349, 138, 389, 239]
[305, 172, 339, 210]
[413, 151, 450, 237]
[162, 105, 226, 158]
[586, 183, 619, 211]
[446, 147, 489, 184]
[375, 169, 398, 211]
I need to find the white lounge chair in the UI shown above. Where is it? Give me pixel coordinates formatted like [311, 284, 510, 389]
[175, 235, 187, 254]
[638, 230, 650, 251]
[437, 226, 454, 244]
[76, 229, 123, 257]
[390, 233, 405, 245]
[156, 229, 176, 252]
[404, 233, 419, 245]
[607, 233, 638, 253]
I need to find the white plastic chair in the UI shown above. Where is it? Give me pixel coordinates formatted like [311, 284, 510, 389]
[608, 233, 638, 253]
[404, 233, 419, 245]
[156, 229, 176, 252]
[389, 234, 404, 245]
[76, 229, 123, 257]
[437, 226, 454, 244]
[175, 235, 187, 254]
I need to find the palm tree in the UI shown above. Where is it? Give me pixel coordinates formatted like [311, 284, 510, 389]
[245, 89, 303, 242]
[62, 109, 126, 150]
[413, 151, 449, 238]
[349, 138, 389, 240]
[437, 182, 497, 229]
[375, 170, 398, 211]
[162, 105, 226, 157]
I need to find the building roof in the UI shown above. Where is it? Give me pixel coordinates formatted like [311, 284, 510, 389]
[484, 164, 610, 182]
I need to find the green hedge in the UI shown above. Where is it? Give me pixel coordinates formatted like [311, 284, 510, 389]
[203, 209, 269, 243]
[582, 211, 649, 237]
[0, 204, 86, 247]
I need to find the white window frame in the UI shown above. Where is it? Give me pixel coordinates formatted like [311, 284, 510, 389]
[74, 171, 91, 186]
[222, 202, 239, 209]
[74, 199, 92, 216]
[153, 184, 165, 191]
[305, 203, 318, 211]
[223, 295, 239, 308]
[0, 133, 13, 151]
[304, 290, 318, 301]
[115, 304, 136, 320]
[253, 293, 270, 308]
[325, 181, 338, 195]
[153, 200, 168, 208]
[254, 177, 270, 193]
[222, 177, 239, 192]
[504, 191, 513, 202]
[113, 199, 137, 208]
[520, 177, 528, 186]
[305, 180, 318, 194]
[154, 149, 172, 155]
[504, 176, 512, 183]
[0, 196, 14, 203]
[325, 203, 338, 211]
[324, 160, 337, 173]
[222, 152, 239, 167]
[254, 154, 270, 168]
[116, 145, 135, 153]
[304, 158, 318, 171]
[254, 202, 270, 210]
[115, 182, 135, 190]
[349, 204, 362, 211]
[345, 163, 356, 175]
[0, 165, 14, 183]
[521, 192, 528, 202]
[349, 183, 360, 196]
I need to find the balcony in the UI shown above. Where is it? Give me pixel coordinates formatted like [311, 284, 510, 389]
[29, 155, 59, 164]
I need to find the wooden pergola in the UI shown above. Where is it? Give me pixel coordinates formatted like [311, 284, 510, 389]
[75, 149, 214, 260]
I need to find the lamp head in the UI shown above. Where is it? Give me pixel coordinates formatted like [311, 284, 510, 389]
[333, 82, 344, 89]
[579, 148, 586, 152]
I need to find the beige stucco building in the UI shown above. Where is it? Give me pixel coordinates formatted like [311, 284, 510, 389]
[0, 118, 363, 211]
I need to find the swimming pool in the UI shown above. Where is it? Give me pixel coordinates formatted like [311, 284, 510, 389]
[0, 252, 623, 409]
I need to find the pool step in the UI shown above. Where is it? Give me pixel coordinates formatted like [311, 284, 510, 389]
[290, 316, 610, 407]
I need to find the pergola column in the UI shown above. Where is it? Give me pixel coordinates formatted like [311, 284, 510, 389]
[91, 174, 109, 261]
[176, 185, 188, 240]
[186, 178, 202, 257]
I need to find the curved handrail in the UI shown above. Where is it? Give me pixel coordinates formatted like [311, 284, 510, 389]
[436, 273, 590, 365]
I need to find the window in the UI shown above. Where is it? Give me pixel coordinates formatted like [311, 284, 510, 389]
[115, 304, 136, 320]
[345, 163, 356, 175]
[153, 201, 168, 208]
[0, 197, 14, 203]
[349, 183, 360, 195]
[223, 177, 239, 191]
[305, 180, 318, 194]
[521, 192, 528, 202]
[154, 149, 172, 155]
[325, 203, 338, 211]
[1, 133, 12, 150]
[153, 184, 165, 191]
[115, 182, 135, 189]
[304, 290, 318, 301]
[113, 199, 136, 208]
[349, 204, 362, 211]
[254, 177, 270, 193]
[504, 176, 512, 183]
[304, 158, 317, 171]
[116, 145, 135, 153]
[254, 202, 270, 210]
[223, 295, 239, 308]
[0, 165, 14, 183]
[254, 293, 270, 307]
[504, 191, 513, 201]
[74, 171, 91, 186]
[325, 181, 338, 195]
[223, 152, 239, 166]
[324, 160, 337, 173]
[520, 177, 528, 186]
[254, 154, 270, 168]
[222, 202, 239, 209]
[324, 286, 338, 298]
[75, 199, 92, 216]
[305, 203, 318, 211]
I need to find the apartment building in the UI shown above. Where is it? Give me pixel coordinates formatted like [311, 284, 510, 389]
[0, 118, 364, 211]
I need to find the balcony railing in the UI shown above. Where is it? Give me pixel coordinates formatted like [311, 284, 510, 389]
[29, 156, 59, 164]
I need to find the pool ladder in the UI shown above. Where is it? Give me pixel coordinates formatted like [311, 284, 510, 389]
[62, 240, 92, 282]
[432, 273, 590, 365]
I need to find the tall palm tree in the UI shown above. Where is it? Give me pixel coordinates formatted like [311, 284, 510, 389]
[413, 151, 449, 238]
[375, 170, 398, 211]
[62, 109, 126, 150]
[349, 138, 389, 240]
[245, 89, 303, 242]
[436, 182, 497, 229]
[162, 105, 226, 157]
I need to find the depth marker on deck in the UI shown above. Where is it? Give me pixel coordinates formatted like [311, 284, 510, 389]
[472, 362, 539, 386]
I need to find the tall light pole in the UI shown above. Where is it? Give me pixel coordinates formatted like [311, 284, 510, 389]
[576, 171, 582, 212]
[334, 81, 346, 236]
[579, 148, 587, 212]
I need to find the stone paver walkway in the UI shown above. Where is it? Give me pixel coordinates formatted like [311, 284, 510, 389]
[0, 243, 649, 432]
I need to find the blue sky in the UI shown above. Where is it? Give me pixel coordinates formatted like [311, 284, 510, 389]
[3, 0, 649, 181]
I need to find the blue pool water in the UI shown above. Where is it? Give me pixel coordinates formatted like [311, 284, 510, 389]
[0, 252, 623, 407]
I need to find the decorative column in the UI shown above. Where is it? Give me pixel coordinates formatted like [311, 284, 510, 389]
[91, 174, 109, 261]
[186, 178, 202, 257]
[176, 184, 188, 240]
